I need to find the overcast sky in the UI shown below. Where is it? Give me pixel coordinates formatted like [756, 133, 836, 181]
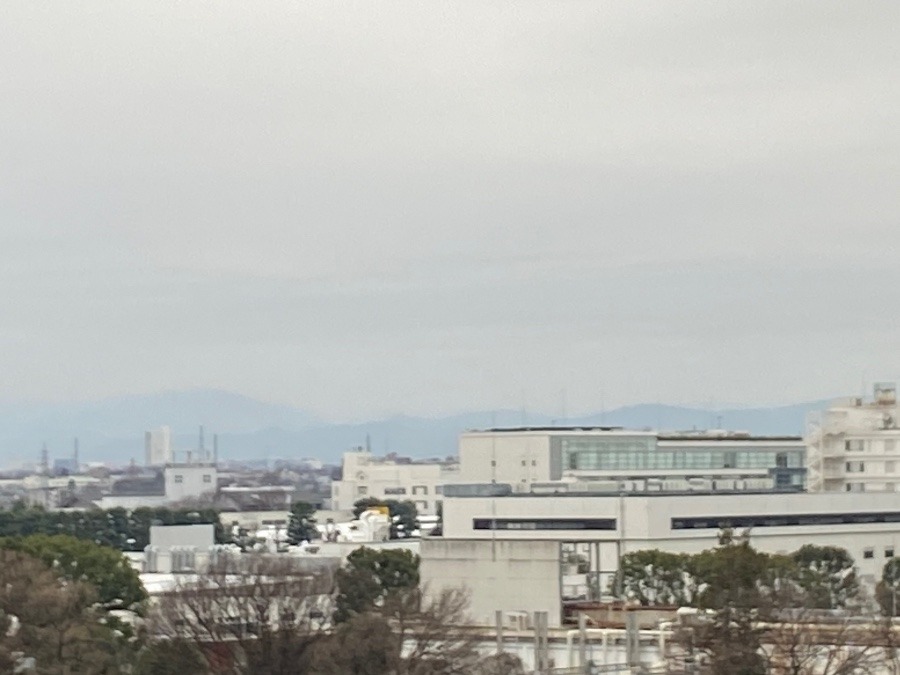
[1, 1, 898, 421]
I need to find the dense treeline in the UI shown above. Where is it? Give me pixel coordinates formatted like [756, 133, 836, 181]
[618, 539, 859, 609]
[0, 504, 227, 551]
[0, 534, 149, 672]
[621, 532, 900, 675]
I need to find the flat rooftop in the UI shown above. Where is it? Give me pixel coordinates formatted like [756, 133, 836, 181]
[467, 427, 801, 441]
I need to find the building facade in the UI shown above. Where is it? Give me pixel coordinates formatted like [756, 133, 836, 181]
[164, 464, 218, 503]
[458, 428, 805, 493]
[145, 426, 173, 466]
[422, 490, 900, 627]
[807, 383, 900, 493]
[331, 450, 459, 516]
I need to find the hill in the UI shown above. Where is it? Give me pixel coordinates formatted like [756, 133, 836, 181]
[0, 390, 827, 467]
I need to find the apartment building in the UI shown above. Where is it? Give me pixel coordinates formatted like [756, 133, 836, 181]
[807, 383, 900, 493]
[330, 449, 459, 515]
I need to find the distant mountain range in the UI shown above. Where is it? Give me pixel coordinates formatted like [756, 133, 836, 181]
[0, 389, 830, 468]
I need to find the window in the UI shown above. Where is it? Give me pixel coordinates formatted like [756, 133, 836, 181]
[174, 475, 183, 484]
[384, 487, 407, 495]
[887, 440, 897, 453]
[671, 510, 900, 530]
[435, 486, 443, 495]
[846, 461, 865, 473]
[846, 440, 865, 452]
[412, 485, 428, 496]
[474, 518, 616, 531]
[886, 547, 895, 558]
[416, 501, 428, 512]
[203, 474, 212, 483]
[864, 548, 874, 559]
[356, 486, 368, 496]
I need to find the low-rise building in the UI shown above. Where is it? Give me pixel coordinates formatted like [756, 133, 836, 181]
[331, 449, 459, 515]
[422, 489, 900, 628]
[144, 523, 216, 573]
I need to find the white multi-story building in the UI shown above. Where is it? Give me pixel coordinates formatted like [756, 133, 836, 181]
[331, 449, 459, 516]
[164, 464, 218, 503]
[145, 426, 173, 466]
[807, 383, 900, 493]
[458, 427, 806, 493]
[422, 489, 900, 628]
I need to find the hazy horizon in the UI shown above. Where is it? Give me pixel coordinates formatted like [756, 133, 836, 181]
[2, 2, 898, 422]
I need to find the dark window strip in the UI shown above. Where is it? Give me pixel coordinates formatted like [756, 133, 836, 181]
[473, 518, 616, 531]
[672, 511, 900, 530]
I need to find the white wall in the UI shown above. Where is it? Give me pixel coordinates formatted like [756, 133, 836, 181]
[420, 538, 561, 626]
[809, 394, 900, 492]
[458, 432, 555, 486]
[164, 465, 217, 503]
[97, 494, 169, 510]
[437, 492, 900, 595]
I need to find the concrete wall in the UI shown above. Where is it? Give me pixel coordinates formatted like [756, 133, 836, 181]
[150, 523, 215, 548]
[458, 432, 553, 486]
[440, 491, 900, 587]
[420, 538, 561, 626]
[96, 494, 169, 510]
[164, 465, 217, 503]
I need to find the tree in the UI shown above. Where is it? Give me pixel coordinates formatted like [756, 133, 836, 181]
[149, 553, 336, 675]
[287, 501, 318, 544]
[333, 547, 420, 623]
[316, 584, 497, 675]
[760, 607, 888, 675]
[876, 557, 900, 616]
[0, 549, 130, 674]
[618, 550, 698, 606]
[133, 639, 208, 675]
[790, 545, 859, 610]
[0, 505, 228, 552]
[311, 613, 400, 675]
[0, 534, 147, 611]
[690, 532, 769, 675]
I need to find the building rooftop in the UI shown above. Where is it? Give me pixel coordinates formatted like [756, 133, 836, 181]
[442, 483, 805, 498]
[466, 426, 801, 441]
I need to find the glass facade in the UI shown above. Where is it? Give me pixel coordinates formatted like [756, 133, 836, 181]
[561, 436, 804, 473]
